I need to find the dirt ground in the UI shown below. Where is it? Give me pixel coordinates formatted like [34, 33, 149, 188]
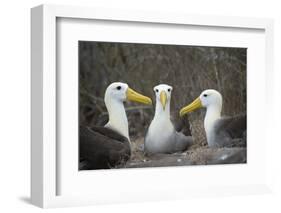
[122, 138, 246, 168]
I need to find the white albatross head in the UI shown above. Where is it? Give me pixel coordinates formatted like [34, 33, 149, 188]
[153, 84, 173, 110]
[104, 82, 152, 139]
[180, 89, 222, 116]
[104, 82, 152, 105]
[199, 89, 222, 109]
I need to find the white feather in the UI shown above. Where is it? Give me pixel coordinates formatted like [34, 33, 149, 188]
[145, 84, 191, 154]
[104, 82, 130, 140]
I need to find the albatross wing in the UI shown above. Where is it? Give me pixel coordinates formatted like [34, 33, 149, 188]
[79, 126, 131, 170]
[173, 131, 193, 152]
[213, 114, 246, 147]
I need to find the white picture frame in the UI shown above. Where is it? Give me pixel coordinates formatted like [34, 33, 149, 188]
[31, 4, 274, 208]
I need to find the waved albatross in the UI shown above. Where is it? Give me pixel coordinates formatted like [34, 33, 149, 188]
[180, 89, 246, 147]
[145, 84, 193, 154]
[80, 82, 152, 170]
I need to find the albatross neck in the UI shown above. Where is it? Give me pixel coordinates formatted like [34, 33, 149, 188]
[154, 99, 171, 119]
[204, 104, 221, 140]
[104, 99, 129, 140]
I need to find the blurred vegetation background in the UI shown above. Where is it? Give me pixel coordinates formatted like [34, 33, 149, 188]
[79, 41, 246, 147]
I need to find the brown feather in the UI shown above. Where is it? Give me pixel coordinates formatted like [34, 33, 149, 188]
[79, 126, 131, 170]
[213, 114, 246, 147]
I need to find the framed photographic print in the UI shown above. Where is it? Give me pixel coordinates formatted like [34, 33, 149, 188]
[31, 4, 274, 208]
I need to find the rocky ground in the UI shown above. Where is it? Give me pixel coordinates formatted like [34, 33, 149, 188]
[121, 138, 246, 168]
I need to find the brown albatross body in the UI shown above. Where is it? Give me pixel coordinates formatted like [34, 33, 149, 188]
[79, 126, 131, 169]
[79, 82, 152, 170]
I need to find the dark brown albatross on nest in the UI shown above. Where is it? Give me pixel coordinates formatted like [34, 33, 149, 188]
[79, 82, 152, 170]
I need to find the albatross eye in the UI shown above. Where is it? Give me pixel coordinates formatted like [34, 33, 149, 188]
[116, 86, 122, 90]
[155, 89, 159, 93]
[203, 94, 208, 97]
[167, 88, 171, 92]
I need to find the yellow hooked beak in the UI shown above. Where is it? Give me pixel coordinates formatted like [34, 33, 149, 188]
[180, 97, 202, 117]
[160, 91, 167, 110]
[126, 87, 152, 105]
